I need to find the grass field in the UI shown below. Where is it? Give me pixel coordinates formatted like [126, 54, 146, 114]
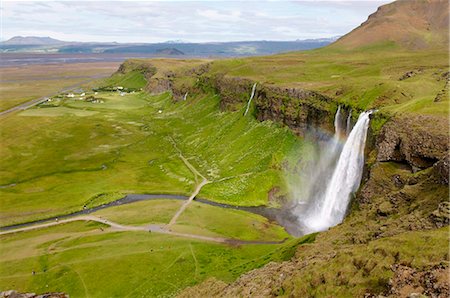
[0, 70, 303, 296]
[3, 42, 447, 297]
[208, 44, 449, 116]
[93, 199, 184, 226]
[172, 201, 289, 241]
[0, 221, 304, 297]
[0, 86, 302, 226]
[0, 62, 120, 111]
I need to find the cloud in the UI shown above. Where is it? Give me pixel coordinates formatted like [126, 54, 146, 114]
[1, 0, 390, 42]
[196, 9, 242, 22]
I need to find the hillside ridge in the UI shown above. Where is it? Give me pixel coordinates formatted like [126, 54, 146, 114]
[332, 0, 449, 49]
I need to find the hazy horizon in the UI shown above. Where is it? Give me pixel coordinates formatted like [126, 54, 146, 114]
[2, 0, 391, 43]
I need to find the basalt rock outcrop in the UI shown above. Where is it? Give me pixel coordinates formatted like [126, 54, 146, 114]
[255, 85, 335, 136]
[376, 114, 449, 173]
[196, 74, 337, 137]
[145, 77, 173, 95]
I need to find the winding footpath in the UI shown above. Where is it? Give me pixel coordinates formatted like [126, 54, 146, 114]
[0, 138, 287, 245]
[0, 137, 287, 245]
[166, 137, 211, 228]
[0, 215, 286, 245]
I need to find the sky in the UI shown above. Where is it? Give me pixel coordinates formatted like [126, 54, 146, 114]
[1, 0, 392, 43]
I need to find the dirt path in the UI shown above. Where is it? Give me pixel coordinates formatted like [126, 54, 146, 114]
[167, 137, 211, 227]
[0, 215, 286, 245]
[167, 178, 209, 227]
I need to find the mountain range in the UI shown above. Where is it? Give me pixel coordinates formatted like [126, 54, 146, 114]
[0, 36, 340, 57]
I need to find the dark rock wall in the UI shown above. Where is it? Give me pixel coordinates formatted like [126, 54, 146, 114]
[196, 74, 338, 137]
[376, 115, 449, 175]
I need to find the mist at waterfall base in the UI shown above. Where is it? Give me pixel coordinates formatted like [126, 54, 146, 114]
[277, 108, 372, 236]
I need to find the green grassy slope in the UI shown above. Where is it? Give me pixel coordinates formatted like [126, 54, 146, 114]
[0, 67, 304, 297]
[207, 45, 449, 115]
[0, 87, 301, 226]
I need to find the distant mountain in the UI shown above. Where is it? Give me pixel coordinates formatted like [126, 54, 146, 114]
[0, 37, 335, 57]
[164, 40, 187, 44]
[332, 0, 449, 49]
[298, 36, 340, 43]
[2, 36, 65, 45]
[155, 48, 185, 55]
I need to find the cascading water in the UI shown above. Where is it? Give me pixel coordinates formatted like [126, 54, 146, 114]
[346, 109, 352, 136]
[299, 106, 344, 202]
[300, 110, 373, 233]
[244, 83, 257, 116]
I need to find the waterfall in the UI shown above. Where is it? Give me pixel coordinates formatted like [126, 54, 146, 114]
[301, 110, 372, 233]
[285, 107, 345, 235]
[183, 92, 188, 101]
[243, 83, 257, 116]
[346, 109, 352, 135]
[334, 106, 343, 136]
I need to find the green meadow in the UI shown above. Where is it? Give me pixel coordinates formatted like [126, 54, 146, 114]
[0, 87, 302, 226]
[0, 69, 303, 296]
[0, 221, 304, 297]
[2, 42, 447, 297]
[208, 45, 449, 115]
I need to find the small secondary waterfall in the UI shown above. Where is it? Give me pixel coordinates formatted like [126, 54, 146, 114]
[183, 92, 188, 101]
[346, 109, 353, 135]
[299, 110, 372, 233]
[244, 83, 257, 116]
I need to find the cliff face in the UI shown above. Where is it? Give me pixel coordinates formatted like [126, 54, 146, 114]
[179, 144, 449, 297]
[121, 58, 449, 297]
[377, 115, 449, 171]
[194, 74, 338, 137]
[116, 59, 157, 77]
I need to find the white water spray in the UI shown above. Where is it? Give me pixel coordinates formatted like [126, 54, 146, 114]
[183, 92, 188, 101]
[244, 83, 257, 116]
[298, 110, 372, 233]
